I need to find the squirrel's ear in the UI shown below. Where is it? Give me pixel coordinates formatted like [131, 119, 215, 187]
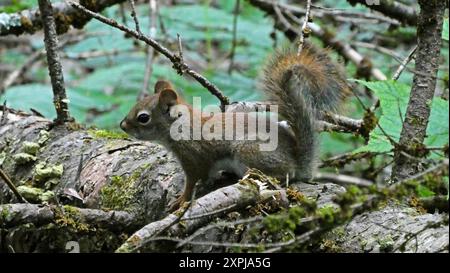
[159, 88, 178, 107]
[154, 80, 174, 94]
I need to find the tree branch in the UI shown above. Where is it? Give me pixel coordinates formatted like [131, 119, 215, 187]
[0, 0, 128, 36]
[346, 0, 418, 26]
[391, 0, 446, 181]
[67, 0, 230, 109]
[38, 0, 72, 124]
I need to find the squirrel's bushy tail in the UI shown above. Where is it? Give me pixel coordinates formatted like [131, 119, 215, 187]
[262, 44, 349, 181]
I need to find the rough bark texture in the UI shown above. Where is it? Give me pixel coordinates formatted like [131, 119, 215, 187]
[391, 0, 446, 181]
[0, 0, 127, 36]
[38, 0, 71, 123]
[328, 205, 449, 253]
[346, 0, 418, 26]
[0, 110, 448, 253]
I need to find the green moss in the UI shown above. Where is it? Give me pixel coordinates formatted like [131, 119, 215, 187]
[54, 205, 91, 232]
[100, 169, 143, 211]
[378, 235, 395, 253]
[334, 185, 367, 209]
[317, 205, 339, 226]
[263, 206, 307, 233]
[0, 151, 7, 166]
[37, 130, 50, 146]
[13, 153, 37, 164]
[361, 110, 378, 140]
[22, 141, 40, 155]
[17, 185, 55, 203]
[320, 239, 341, 253]
[88, 129, 128, 140]
[33, 162, 63, 185]
[1, 206, 11, 222]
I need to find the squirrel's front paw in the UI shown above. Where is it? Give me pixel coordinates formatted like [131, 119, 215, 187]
[167, 195, 186, 212]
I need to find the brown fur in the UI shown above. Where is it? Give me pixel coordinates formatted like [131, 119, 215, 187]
[120, 44, 348, 211]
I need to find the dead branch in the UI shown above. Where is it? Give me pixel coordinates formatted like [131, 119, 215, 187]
[346, 0, 418, 26]
[116, 171, 286, 252]
[140, 0, 159, 98]
[248, 0, 387, 81]
[314, 172, 373, 187]
[0, 203, 142, 232]
[38, 0, 72, 123]
[0, 169, 28, 203]
[67, 0, 230, 109]
[0, 0, 128, 36]
[297, 0, 312, 56]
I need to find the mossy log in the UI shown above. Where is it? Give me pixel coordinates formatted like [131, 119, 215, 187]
[0, 109, 448, 253]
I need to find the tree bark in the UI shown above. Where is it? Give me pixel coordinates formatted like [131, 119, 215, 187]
[1, 110, 448, 253]
[38, 0, 71, 123]
[346, 0, 418, 26]
[0, 0, 127, 36]
[391, 0, 446, 181]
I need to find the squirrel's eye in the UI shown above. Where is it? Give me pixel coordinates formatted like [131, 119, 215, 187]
[137, 112, 150, 124]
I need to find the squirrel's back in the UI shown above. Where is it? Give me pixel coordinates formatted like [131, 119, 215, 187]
[262, 43, 349, 180]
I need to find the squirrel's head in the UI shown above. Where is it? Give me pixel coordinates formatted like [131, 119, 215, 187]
[120, 80, 182, 141]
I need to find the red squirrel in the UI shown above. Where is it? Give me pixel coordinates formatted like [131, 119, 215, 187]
[120, 43, 349, 211]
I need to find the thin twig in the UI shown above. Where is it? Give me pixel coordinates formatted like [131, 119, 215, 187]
[297, 0, 312, 56]
[176, 33, 184, 68]
[181, 203, 237, 221]
[140, 0, 158, 98]
[392, 45, 418, 81]
[38, 0, 72, 124]
[67, 0, 230, 109]
[314, 172, 373, 187]
[0, 169, 28, 203]
[1, 32, 89, 95]
[176, 215, 264, 248]
[319, 151, 387, 168]
[128, 0, 141, 33]
[0, 50, 42, 95]
[228, 0, 241, 74]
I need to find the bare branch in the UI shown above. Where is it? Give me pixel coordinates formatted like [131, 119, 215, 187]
[248, 0, 387, 81]
[314, 172, 373, 187]
[392, 45, 418, 81]
[140, 0, 159, 98]
[297, 0, 312, 56]
[38, 0, 72, 124]
[392, 0, 446, 181]
[116, 170, 285, 253]
[0, 0, 128, 37]
[228, 0, 241, 74]
[67, 1, 230, 109]
[0, 203, 141, 232]
[346, 0, 418, 26]
[0, 168, 28, 203]
[128, 0, 141, 33]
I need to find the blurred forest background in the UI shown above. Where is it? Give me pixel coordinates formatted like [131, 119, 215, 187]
[0, 0, 448, 186]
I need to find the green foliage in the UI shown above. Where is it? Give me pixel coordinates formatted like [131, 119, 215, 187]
[0, 1, 448, 162]
[353, 80, 449, 158]
[416, 185, 435, 198]
[1, 3, 273, 130]
[0, 0, 34, 13]
[263, 206, 307, 233]
[443, 18, 449, 41]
